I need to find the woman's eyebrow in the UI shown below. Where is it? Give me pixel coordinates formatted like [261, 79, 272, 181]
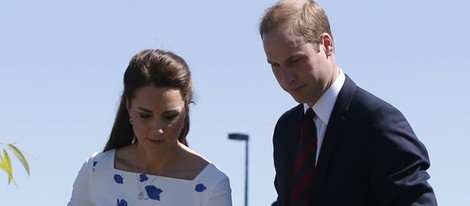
[163, 110, 180, 115]
[136, 107, 152, 113]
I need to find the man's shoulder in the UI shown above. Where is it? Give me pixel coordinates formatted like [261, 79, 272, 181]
[279, 104, 303, 120]
[343, 75, 395, 108]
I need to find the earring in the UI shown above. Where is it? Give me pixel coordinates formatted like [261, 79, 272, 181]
[129, 118, 133, 125]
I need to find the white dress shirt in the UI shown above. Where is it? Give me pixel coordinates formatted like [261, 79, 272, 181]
[303, 70, 345, 164]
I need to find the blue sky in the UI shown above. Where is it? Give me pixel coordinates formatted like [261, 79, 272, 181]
[1, 0, 469, 205]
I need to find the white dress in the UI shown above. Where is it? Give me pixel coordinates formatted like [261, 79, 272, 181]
[67, 150, 232, 206]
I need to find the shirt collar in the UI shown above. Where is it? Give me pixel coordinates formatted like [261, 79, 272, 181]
[303, 69, 345, 125]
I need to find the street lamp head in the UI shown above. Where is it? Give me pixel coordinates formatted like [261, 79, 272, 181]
[228, 132, 249, 206]
[228, 133, 249, 141]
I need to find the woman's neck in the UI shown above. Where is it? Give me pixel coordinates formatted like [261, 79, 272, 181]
[134, 142, 183, 175]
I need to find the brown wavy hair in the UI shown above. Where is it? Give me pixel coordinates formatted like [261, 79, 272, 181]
[103, 49, 193, 151]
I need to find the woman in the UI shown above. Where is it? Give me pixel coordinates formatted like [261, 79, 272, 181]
[68, 49, 232, 206]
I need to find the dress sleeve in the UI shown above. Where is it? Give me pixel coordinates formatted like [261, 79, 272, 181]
[205, 175, 233, 206]
[67, 156, 95, 206]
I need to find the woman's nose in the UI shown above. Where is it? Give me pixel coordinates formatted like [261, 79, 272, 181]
[150, 122, 164, 134]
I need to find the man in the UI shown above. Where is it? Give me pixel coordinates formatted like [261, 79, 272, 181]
[259, 0, 437, 205]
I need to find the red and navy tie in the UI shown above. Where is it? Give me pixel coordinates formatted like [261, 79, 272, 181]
[290, 108, 317, 206]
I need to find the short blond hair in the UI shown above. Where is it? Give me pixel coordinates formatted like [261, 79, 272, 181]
[259, 0, 333, 46]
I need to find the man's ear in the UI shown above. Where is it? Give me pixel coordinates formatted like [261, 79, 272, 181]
[320, 33, 334, 56]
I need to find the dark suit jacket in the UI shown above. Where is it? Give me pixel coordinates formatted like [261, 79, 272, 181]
[273, 75, 437, 206]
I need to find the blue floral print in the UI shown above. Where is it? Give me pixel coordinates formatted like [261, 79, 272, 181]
[139, 173, 148, 182]
[93, 161, 98, 172]
[116, 199, 127, 206]
[114, 174, 124, 184]
[195, 183, 207, 192]
[145, 185, 163, 200]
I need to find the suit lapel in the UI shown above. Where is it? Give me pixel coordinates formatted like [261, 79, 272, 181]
[312, 76, 357, 199]
[275, 104, 303, 205]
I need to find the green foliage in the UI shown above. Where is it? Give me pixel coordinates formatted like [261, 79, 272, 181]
[0, 143, 30, 186]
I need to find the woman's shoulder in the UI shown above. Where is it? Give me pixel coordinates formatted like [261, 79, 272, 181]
[194, 163, 231, 194]
[198, 163, 228, 179]
[179, 144, 208, 163]
[178, 145, 229, 182]
[83, 149, 115, 169]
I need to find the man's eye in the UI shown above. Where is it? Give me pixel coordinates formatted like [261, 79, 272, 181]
[270, 63, 280, 69]
[289, 58, 301, 63]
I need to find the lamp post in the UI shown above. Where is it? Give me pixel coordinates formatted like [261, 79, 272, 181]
[228, 133, 249, 206]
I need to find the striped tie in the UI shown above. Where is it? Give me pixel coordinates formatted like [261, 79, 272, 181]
[290, 108, 317, 206]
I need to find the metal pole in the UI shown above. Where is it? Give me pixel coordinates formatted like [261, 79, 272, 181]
[228, 133, 249, 206]
[244, 139, 249, 206]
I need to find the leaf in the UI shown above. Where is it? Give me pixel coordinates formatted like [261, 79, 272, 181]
[7, 144, 30, 175]
[2, 149, 16, 185]
[0, 152, 8, 172]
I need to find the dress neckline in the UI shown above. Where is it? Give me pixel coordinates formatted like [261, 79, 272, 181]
[109, 149, 213, 182]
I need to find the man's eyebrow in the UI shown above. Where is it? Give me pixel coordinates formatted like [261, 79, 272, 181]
[267, 54, 299, 65]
